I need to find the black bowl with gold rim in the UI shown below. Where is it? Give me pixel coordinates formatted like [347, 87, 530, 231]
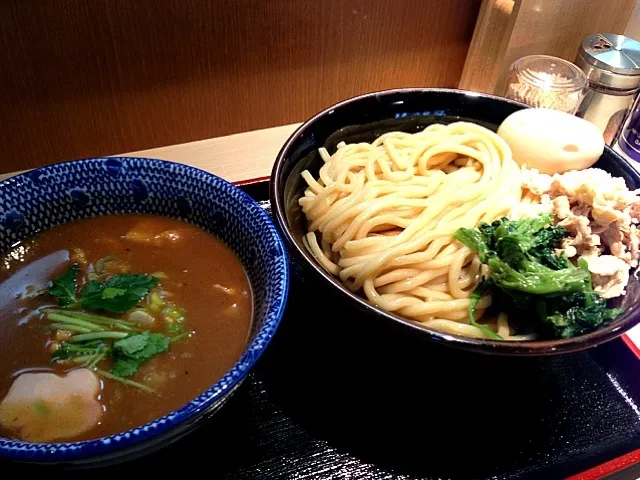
[269, 88, 640, 356]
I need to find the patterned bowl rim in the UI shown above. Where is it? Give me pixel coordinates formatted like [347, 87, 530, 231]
[0, 157, 290, 462]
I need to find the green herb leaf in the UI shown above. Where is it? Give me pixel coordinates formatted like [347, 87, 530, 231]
[101, 287, 126, 299]
[111, 357, 140, 377]
[112, 331, 152, 355]
[48, 264, 80, 308]
[81, 274, 158, 313]
[110, 331, 170, 377]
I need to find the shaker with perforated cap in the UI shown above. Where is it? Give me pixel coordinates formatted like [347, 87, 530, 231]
[503, 55, 587, 114]
[575, 33, 640, 145]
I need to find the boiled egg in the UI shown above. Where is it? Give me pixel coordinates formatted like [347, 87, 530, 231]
[497, 108, 604, 174]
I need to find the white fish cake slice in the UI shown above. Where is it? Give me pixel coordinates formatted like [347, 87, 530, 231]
[0, 368, 102, 442]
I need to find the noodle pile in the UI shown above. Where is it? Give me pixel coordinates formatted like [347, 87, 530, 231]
[299, 122, 525, 339]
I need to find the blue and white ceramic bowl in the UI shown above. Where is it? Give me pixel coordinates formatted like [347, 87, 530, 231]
[0, 157, 289, 466]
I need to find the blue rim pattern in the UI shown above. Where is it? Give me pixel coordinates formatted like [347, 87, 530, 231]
[0, 157, 289, 462]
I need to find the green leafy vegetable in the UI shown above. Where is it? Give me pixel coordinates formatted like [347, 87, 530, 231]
[48, 264, 80, 308]
[101, 287, 127, 299]
[45, 263, 184, 390]
[468, 280, 502, 340]
[47, 312, 104, 331]
[542, 291, 623, 338]
[52, 339, 107, 361]
[45, 309, 138, 331]
[48, 267, 158, 314]
[528, 226, 572, 270]
[485, 256, 589, 295]
[81, 274, 158, 313]
[110, 358, 139, 377]
[455, 228, 490, 263]
[111, 331, 170, 377]
[113, 332, 153, 355]
[454, 215, 622, 340]
[68, 331, 129, 342]
[458, 214, 590, 296]
[53, 330, 171, 379]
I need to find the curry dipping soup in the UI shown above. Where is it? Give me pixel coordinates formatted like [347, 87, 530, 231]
[0, 215, 252, 443]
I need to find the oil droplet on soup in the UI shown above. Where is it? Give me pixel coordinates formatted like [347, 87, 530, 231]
[0, 215, 252, 442]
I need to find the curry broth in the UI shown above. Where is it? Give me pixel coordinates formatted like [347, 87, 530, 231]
[0, 215, 252, 442]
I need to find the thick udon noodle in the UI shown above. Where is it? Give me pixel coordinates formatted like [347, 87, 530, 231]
[299, 121, 532, 340]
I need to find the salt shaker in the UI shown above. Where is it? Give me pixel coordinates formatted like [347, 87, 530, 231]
[575, 33, 640, 145]
[503, 55, 587, 114]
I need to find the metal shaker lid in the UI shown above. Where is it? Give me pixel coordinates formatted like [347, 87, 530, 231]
[576, 33, 640, 90]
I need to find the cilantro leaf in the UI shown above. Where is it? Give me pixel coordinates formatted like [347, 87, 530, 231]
[112, 331, 152, 355]
[120, 332, 170, 360]
[101, 287, 126, 299]
[110, 331, 170, 377]
[81, 274, 158, 313]
[49, 264, 80, 308]
[111, 357, 140, 377]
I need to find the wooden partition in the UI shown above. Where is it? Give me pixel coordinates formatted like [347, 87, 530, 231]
[0, 0, 481, 172]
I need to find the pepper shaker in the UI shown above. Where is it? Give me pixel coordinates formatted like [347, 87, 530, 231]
[575, 33, 640, 145]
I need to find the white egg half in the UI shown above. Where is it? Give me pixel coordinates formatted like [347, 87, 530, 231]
[497, 108, 605, 174]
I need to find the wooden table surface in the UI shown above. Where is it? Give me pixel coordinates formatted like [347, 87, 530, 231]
[0, 122, 301, 183]
[123, 123, 301, 183]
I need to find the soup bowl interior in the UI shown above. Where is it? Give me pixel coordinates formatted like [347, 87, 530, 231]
[0, 157, 288, 464]
[270, 88, 640, 356]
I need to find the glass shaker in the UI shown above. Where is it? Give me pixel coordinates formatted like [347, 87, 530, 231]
[503, 55, 587, 114]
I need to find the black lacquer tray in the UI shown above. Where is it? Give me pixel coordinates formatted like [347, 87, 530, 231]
[5, 180, 640, 479]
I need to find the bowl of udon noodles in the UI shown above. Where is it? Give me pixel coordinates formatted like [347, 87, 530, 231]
[270, 88, 640, 355]
[0, 158, 288, 465]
